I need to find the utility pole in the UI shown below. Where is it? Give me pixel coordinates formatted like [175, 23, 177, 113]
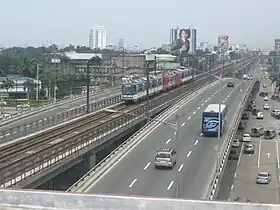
[86, 61, 90, 113]
[145, 61, 150, 118]
[122, 48, 125, 77]
[175, 114, 180, 198]
[36, 64, 39, 101]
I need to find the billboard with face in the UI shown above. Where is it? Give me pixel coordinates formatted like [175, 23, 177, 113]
[170, 28, 191, 66]
[218, 36, 229, 51]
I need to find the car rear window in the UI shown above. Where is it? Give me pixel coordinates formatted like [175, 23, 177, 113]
[156, 153, 170, 158]
[243, 134, 250, 137]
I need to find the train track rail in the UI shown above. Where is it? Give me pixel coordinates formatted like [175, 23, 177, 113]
[0, 58, 252, 187]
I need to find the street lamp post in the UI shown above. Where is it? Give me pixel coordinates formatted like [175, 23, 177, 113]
[105, 108, 181, 197]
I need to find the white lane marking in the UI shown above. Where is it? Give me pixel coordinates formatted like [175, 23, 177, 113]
[187, 151, 192, 157]
[144, 162, 150, 170]
[194, 140, 198, 146]
[234, 172, 237, 178]
[201, 103, 204, 106]
[230, 184, 234, 190]
[200, 133, 203, 136]
[276, 141, 280, 168]
[222, 100, 225, 103]
[205, 99, 208, 103]
[167, 181, 174, 191]
[174, 132, 176, 135]
[166, 138, 171, 144]
[208, 97, 211, 100]
[129, 179, 137, 188]
[197, 106, 200, 110]
[257, 140, 261, 168]
[188, 116, 191, 120]
[181, 122, 186, 127]
[193, 111, 196, 115]
[178, 164, 184, 172]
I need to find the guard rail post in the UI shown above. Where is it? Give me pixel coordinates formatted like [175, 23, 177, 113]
[207, 79, 256, 200]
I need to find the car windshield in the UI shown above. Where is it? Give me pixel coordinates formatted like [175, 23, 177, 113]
[258, 173, 268, 177]
[243, 134, 250, 137]
[245, 145, 253, 148]
[233, 139, 238, 143]
[156, 153, 170, 158]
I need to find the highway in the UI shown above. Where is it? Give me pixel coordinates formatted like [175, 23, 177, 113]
[0, 88, 120, 132]
[86, 77, 253, 199]
[229, 79, 280, 204]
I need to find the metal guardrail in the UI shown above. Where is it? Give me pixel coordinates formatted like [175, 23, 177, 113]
[0, 94, 122, 144]
[0, 87, 120, 125]
[0, 59, 251, 188]
[207, 79, 256, 200]
[0, 60, 248, 144]
[66, 80, 221, 192]
[0, 75, 219, 188]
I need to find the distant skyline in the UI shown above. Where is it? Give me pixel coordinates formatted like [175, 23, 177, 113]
[0, 0, 279, 50]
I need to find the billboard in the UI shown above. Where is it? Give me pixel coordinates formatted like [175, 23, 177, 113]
[218, 36, 229, 51]
[170, 28, 192, 66]
[275, 39, 280, 51]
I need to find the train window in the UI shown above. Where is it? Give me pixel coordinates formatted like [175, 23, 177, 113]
[151, 79, 157, 88]
[138, 83, 144, 92]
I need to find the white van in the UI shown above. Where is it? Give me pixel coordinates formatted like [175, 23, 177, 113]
[257, 112, 264, 119]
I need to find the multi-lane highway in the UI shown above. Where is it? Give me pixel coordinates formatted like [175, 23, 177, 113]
[86, 76, 253, 199]
[0, 88, 120, 132]
[229, 79, 280, 204]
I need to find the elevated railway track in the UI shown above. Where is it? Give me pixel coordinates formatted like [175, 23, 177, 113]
[0, 58, 252, 188]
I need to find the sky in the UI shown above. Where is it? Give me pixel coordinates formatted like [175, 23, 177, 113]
[0, 0, 278, 50]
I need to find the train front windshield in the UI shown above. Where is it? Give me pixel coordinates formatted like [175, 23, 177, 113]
[121, 84, 137, 95]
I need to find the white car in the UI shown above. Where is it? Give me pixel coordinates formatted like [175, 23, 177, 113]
[257, 112, 264, 119]
[17, 103, 30, 108]
[264, 104, 270, 110]
[0, 100, 7, 105]
[242, 133, 251, 142]
[264, 96, 268, 101]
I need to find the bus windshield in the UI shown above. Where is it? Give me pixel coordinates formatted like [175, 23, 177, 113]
[121, 84, 137, 95]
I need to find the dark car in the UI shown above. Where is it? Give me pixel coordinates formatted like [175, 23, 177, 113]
[229, 149, 240, 160]
[227, 82, 234, 87]
[238, 121, 246, 130]
[241, 112, 249, 120]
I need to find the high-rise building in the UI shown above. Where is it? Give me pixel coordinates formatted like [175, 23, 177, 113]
[117, 38, 124, 51]
[89, 28, 93, 49]
[94, 25, 106, 50]
[190, 28, 197, 55]
[169, 28, 179, 45]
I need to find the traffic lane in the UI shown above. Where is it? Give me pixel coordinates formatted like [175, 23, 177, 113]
[179, 83, 247, 199]
[230, 141, 279, 204]
[0, 89, 120, 131]
[87, 81, 229, 195]
[87, 80, 244, 196]
[132, 80, 248, 198]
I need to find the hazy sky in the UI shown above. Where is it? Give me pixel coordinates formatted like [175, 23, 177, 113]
[0, 0, 278, 49]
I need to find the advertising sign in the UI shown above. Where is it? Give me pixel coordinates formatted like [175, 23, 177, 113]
[275, 39, 280, 51]
[218, 36, 229, 51]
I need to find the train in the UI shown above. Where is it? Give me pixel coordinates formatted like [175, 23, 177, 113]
[121, 68, 195, 103]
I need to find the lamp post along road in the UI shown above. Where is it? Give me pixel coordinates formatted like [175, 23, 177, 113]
[105, 108, 181, 197]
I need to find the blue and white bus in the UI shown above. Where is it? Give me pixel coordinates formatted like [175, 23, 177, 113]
[202, 104, 227, 137]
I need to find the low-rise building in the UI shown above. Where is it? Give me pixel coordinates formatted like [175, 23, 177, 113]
[0, 76, 41, 99]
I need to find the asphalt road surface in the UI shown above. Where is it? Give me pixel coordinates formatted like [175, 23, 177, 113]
[0, 88, 121, 132]
[229, 80, 280, 204]
[86, 77, 253, 199]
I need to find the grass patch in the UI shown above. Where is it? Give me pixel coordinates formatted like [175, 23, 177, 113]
[5, 99, 49, 106]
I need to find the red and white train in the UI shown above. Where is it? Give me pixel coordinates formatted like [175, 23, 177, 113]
[121, 68, 195, 103]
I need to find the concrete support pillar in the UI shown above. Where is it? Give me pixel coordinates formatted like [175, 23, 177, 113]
[88, 153, 96, 169]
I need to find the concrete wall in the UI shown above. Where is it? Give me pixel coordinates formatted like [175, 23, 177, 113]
[0, 189, 279, 210]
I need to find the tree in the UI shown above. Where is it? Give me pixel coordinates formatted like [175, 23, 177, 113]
[23, 79, 35, 99]
[0, 78, 15, 98]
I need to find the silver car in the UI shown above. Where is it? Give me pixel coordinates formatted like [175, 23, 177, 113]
[243, 144, 255, 154]
[231, 139, 240, 148]
[256, 172, 271, 184]
[154, 148, 176, 169]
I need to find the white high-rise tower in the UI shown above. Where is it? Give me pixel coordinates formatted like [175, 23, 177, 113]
[94, 25, 106, 50]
